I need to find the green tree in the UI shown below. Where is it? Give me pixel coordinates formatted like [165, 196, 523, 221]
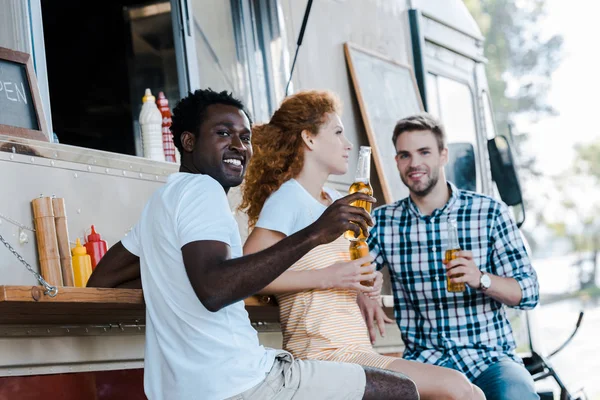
[566, 140, 600, 288]
[548, 139, 600, 290]
[464, 0, 563, 135]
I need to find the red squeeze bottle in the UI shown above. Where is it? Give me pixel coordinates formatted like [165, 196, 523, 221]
[157, 91, 177, 163]
[85, 225, 108, 270]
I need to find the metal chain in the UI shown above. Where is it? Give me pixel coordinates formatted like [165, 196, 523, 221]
[0, 233, 58, 297]
[0, 213, 36, 232]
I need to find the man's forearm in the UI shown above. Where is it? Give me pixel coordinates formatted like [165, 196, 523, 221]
[87, 242, 140, 288]
[483, 274, 522, 306]
[202, 227, 321, 311]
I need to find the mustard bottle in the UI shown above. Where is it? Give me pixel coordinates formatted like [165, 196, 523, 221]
[72, 238, 93, 288]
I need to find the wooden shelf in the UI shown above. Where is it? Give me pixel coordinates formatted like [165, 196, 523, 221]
[0, 286, 392, 327]
[0, 286, 144, 325]
[0, 286, 279, 326]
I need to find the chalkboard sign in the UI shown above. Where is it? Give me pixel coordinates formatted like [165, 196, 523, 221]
[0, 47, 49, 141]
[344, 43, 424, 203]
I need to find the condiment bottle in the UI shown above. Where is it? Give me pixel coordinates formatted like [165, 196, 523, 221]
[156, 91, 177, 163]
[85, 225, 108, 270]
[139, 89, 164, 161]
[72, 238, 93, 288]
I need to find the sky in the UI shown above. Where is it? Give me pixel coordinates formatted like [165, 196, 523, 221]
[518, 0, 600, 176]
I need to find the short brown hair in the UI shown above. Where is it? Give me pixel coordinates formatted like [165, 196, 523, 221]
[392, 113, 446, 151]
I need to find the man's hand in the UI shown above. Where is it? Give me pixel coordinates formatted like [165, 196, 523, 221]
[321, 255, 378, 292]
[357, 292, 394, 344]
[443, 250, 481, 289]
[308, 192, 375, 244]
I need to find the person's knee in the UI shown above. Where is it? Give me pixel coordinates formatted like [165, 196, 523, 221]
[478, 362, 537, 400]
[496, 381, 538, 400]
[385, 372, 419, 400]
[363, 367, 419, 400]
[397, 375, 419, 400]
[473, 384, 487, 400]
[440, 370, 479, 400]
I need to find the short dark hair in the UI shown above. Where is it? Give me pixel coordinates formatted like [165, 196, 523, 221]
[171, 88, 252, 153]
[392, 113, 446, 151]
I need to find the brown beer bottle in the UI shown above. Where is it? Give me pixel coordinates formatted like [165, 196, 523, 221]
[349, 239, 374, 287]
[446, 219, 465, 292]
[344, 146, 373, 241]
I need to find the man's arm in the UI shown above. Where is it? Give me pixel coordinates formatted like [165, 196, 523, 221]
[446, 203, 539, 309]
[488, 204, 539, 309]
[447, 252, 524, 306]
[183, 192, 374, 312]
[87, 242, 141, 288]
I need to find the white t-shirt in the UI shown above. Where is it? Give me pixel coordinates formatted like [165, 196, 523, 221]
[122, 173, 276, 400]
[255, 179, 341, 235]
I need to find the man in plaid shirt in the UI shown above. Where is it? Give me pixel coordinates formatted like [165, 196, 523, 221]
[366, 114, 540, 400]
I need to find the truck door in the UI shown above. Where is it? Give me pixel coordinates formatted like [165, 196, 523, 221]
[409, 8, 494, 197]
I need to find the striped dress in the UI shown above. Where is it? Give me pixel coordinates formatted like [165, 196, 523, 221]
[275, 235, 396, 369]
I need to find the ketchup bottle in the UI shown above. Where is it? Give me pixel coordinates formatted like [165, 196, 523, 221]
[85, 225, 108, 270]
[157, 91, 177, 163]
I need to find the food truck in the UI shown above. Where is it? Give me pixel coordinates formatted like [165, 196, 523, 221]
[0, 0, 579, 398]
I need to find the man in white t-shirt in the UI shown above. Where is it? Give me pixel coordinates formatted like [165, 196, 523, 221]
[87, 89, 418, 400]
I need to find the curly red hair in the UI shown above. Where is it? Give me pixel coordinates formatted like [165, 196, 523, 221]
[240, 90, 342, 228]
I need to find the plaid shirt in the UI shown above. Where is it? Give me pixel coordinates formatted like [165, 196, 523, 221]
[367, 182, 539, 380]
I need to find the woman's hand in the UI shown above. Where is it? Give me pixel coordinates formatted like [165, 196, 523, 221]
[364, 271, 384, 301]
[357, 292, 395, 344]
[321, 254, 377, 292]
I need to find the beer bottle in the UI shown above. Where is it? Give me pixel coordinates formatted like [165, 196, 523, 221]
[349, 239, 374, 287]
[446, 219, 465, 292]
[344, 146, 373, 241]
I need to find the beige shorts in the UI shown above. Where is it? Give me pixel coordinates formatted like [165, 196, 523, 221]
[226, 350, 366, 400]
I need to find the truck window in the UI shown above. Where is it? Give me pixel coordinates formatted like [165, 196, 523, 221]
[18, 0, 285, 158]
[426, 73, 480, 191]
[38, 2, 181, 156]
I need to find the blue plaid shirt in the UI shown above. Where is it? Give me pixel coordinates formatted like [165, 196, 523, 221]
[367, 182, 539, 381]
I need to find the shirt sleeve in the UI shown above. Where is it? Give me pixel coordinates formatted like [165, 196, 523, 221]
[367, 208, 388, 271]
[176, 177, 236, 248]
[490, 202, 539, 310]
[255, 190, 297, 236]
[121, 221, 141, 257]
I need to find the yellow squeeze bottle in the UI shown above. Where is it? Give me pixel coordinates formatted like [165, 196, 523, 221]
[72, 238, 93, 288]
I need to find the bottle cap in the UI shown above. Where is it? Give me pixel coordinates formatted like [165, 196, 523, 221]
[142, 88, 155, 103]
[87, 225, 102, 242]
[72, 238, 87, 256]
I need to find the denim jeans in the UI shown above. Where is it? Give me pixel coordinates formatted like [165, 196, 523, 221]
[473, 358, 539, 400]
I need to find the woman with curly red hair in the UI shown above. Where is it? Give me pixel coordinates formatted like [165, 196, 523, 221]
[240, 90, 485, 400]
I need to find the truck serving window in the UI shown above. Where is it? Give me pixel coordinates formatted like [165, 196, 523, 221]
[38, 1, 180, 156]
[20, 0, 286, 158]
[426, 73, 480, 192]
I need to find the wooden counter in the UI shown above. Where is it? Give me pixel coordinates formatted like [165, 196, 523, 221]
[0, 286, 279, 326]
[0, 286, 393, 329]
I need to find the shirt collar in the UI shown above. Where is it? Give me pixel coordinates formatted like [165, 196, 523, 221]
[407, 181, 459, 221]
